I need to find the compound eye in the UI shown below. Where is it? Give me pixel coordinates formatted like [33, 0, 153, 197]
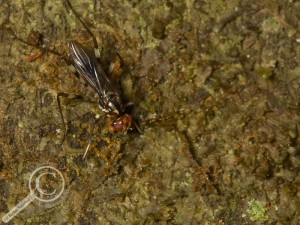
[113, 114, 133, 133]
[113, 119, 124, 132]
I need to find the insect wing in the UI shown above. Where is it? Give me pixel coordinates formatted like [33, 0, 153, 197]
[68, 41, 123, 114]
[68, 41, 103, 93]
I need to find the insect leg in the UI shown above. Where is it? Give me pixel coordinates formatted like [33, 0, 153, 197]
[108, 62, 116, 75]
[11, 31, 72, 65]
[82, 116, 101, 159]
[115, 51, 134, 77]
[112, 52, 142, 134]
[107, 52, 123, 75]
[11, 31, 85, 82]
[57, 93, 69, 142]
[65, 0, 101, 60]
[57, 93, 86, 142]
[133, 121, 143, 134]
[123, 102, 142, 134]
[57, 93, 96, 142]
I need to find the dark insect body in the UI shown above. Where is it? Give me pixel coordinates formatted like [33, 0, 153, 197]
[13, 0, 140, 158]
[66, 40, 134, 134]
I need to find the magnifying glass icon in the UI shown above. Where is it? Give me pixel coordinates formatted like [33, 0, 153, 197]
[2, 166, 65, 223]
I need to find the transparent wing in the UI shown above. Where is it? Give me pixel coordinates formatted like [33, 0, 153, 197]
[68, 41, 104, 93]
[67, 41, 123, 114]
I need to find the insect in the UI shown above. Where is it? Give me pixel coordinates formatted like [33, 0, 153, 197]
[13, 0, 141, 158]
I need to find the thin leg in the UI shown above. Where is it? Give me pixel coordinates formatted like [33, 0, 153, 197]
[10, 30, 83, 80]
[107, 51, 132, 80]
[12, 31, 69, 63]
[115, 51, 133, 77]
[133, 121, 142, 134]
[124, 102, 134, 109]
[123, 102, 142, 133]
[57, 93, 69, 142]
[82, 117, 101, 159]
[65, 0, 101, 60]
[66, 1, 133, 77]
[57, 93, 96, 142]
[108, 62, 115, 75]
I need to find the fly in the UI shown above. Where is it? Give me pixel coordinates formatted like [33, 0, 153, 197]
[12, 0, 141, 158]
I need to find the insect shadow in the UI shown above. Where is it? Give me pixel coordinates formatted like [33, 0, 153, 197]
[11, 0, 142, 158]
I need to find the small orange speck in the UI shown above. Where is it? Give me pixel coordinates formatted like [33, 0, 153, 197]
[25, 49, 43, 62]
